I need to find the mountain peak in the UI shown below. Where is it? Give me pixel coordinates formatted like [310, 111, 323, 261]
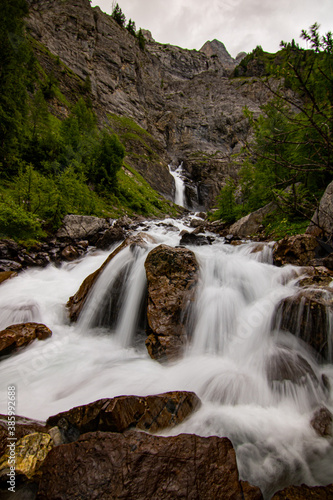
[200, 39, 236, 68]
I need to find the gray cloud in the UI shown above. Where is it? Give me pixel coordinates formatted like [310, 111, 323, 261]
[92, 0, 333, 57]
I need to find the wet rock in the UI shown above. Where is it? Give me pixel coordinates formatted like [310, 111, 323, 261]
[0, 323, 52, 358]
[298, 266, 333, 288]
[272, 483, 333, 499]
[0, 432, 53, 481]
[266, 348, 319, 386]
[114, 215, 134, 230]
[61, 245, 80, 261]
[241, 480, 264, 500]
[0, 415, 49, 457]
[37, 431, 247, 500]
[273, 288, 333, 361]
[67, 233, 153, 322]
[179, 230, 212, 246]
[144, 244, 199, 360]
[273, 234, 319, 267]
[56, 214, 109, 241]
[47, 391, 201, 435]
[0, 271, 17, 285]
[0, 259, 22, 272]
[94, 226, 126, 249]
[307, 181, 333, 241]
[310, 407, 333, 437]
[229, 202, 276, 238]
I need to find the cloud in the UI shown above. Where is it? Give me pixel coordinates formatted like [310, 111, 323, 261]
[92, 0, 333, 57]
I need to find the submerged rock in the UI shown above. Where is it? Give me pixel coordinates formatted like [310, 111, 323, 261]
[273, 288, 333, 361]
[272, 483, 333, 499]
[37, 431, 249, 499]
[310, 406, 333, 437]
[0, 322, 52, 358]
[67, 233, 153, 322]
[144, 244, 199, 360]
[47, 391, 201, 435]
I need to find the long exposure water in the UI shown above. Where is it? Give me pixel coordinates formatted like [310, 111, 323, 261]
[0, 216, 332, 498]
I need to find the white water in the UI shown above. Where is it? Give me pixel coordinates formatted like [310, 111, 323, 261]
[169, 163, 186, 207]
[0, 217, 332, 498]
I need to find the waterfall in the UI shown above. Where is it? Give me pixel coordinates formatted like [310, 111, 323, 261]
[0, 217, 332, 498]
[169, 163, 186, 207]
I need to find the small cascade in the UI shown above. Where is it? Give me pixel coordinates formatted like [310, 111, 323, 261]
[0, 218, 332, 498]
[169, 163, 186, 207]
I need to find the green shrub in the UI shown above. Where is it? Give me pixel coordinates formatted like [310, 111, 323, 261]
[0, 196, 44, 239]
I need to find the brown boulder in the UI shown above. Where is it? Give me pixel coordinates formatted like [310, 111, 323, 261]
[310, 407, 333, 437]
[47, 391, 201, 435]
[0, 415, 49, 457]
[145, 244, 199, 360]
[0, 432, 53, 481]
[67, 233, 153, 322]
[61, 245, 80, 261]
[0, 323, 52, 358]
[37, 431, 249, 500]
[273, 288, 333, 360]
[241, 481, 264, 500]
[272, 483, 333, 499]
[273, 234, 319, 267]
[0, 271, 17, 285]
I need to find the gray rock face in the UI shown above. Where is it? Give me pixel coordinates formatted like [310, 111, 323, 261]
[229, 202, 276, 237]
[307, 181, 333, 242]
[26, 0, 272, 209]
[56, 215, 109, 240]
[200, 39, 237, 69]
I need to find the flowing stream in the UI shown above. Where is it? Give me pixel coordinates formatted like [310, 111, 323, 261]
[0, 217, 332, 498]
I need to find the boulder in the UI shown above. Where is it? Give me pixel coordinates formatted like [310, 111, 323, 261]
[229, 202, 276, 238]
[144, 244, 199, 360]
[272, 483, 333, 499]
[0, 271, 17, 285]
[310, 407, 333, 437]
[37, 431, 250, 499]
[61, 245, 80, 261]
[67, 233, 153, 322]
[0, 432, 53, 481]
[273, 288, 333, 361]
[273, 234, 319, 266]
[307, 181, 333, 241]
[241, 481, 264, 500]
[56, 215, 109, 241]
[179, 231, 212, 246]
[0, 323, 52, 358]
[47, 391, 201, 436]
[94, 226, 126, 250]
[0, 415, 49, 457]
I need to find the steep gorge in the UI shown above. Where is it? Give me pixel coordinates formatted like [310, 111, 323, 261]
[26, 0, 272, 209]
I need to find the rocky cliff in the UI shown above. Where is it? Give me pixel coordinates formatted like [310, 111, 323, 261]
[26, 0, 271, 209]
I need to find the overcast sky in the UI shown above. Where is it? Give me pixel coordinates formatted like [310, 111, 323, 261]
[91, 0, 333, 58]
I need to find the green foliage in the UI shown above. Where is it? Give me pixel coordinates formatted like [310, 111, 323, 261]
[224, 24, 333, 231]
[126, 19, 136, 36]
[214, 178, 240, 223]
[137, 29, 145, 51]
[0, 195, 45, 240]
[0, 0, 34, 177]
[111, 3, 126, 27]
[89, 131, 125, 191]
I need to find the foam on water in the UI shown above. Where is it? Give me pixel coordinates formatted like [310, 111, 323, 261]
[0, 217, 332, 498]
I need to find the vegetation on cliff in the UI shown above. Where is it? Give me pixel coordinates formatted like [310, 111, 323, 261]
[0, 0, 173, 242]
[216, 24, 333, 238]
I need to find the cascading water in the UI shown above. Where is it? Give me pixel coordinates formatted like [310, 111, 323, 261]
[0, 217, 332, 498]
[169, 163, 186, 207]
